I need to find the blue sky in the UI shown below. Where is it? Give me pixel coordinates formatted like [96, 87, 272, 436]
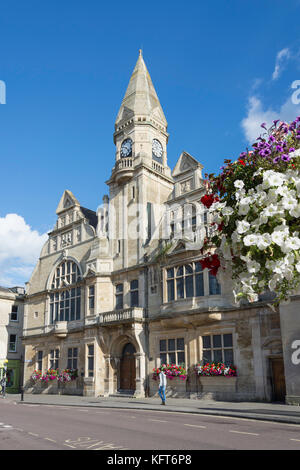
[1, 0, 300, 286]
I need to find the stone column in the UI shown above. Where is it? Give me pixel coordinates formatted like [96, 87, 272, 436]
[250, 316, 266, 401]
[279, 295, 300, 405]
[103, 354, 113, 397]
[112, 355, 121, 392]
[134, 352, 145, 398]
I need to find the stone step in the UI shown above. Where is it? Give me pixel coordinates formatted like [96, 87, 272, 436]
[109, 390, 135, 398]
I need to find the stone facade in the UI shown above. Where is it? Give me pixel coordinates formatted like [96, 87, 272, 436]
[0, 286, 25, 392]
[22, 51, 289, 402]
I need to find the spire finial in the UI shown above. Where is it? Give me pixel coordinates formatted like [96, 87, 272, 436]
[139, 48, 142, 57]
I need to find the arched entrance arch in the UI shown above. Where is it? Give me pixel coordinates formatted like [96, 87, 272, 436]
[119, 343, 136, 392]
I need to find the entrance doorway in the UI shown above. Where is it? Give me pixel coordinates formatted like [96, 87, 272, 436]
[270, 357, 286, 402]
[119, 343, 136, 391]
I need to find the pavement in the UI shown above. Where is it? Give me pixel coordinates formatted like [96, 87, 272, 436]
[2, 392, 300, 425]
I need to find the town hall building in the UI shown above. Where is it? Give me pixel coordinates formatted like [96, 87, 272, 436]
[22, 51, 288, 402]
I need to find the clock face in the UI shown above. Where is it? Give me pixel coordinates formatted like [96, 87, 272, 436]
[152, 139, 163, 163]
[120, 138, 132, 158]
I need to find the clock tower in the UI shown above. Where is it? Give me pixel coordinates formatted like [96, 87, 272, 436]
[106, 50, 174, 269]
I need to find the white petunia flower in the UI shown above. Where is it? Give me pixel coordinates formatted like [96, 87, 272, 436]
[234, 180, 244, 189]
[243, 234, 258, 246]
[262, 204, 281, 217]
[257, 233, 272, 250]
[247, 260, 261, 273]
[271, 230, 287, 247]
[236, 220, 250, 234]
[290, 204, 300, 218]
[222, 206, 234, 216]
[238, 204, 250, 216]
[281, 198, 297, 211]
[263, 170, 286, 188]
[282, 237, 300, 252]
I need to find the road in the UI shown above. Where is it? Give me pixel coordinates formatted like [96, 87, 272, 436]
[0, 399, 300, 451]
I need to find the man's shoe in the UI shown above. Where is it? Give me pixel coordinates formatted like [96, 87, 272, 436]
[162, 401, 166, 405]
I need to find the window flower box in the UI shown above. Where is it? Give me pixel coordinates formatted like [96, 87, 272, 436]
[198, 376, 237, 395]
[195, 363, 237, 377]
[152, 364, 187, 381]
[151, 364, 187, 397]
[195, 363, 237, 398]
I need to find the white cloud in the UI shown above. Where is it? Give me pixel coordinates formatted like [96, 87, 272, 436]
[0, 214, 47, 287]
[272, 48, 291, 80]
[241, 94, 300, 144]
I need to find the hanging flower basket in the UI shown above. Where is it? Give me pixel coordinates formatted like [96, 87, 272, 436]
[202, 117, 300, 305]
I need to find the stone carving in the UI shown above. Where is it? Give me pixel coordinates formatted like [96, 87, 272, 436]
[61, 231, 72, 248]
[181, 179, 193, 194]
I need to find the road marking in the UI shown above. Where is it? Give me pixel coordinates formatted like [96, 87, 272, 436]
[64, 443, 76, 448]
[28, 432, 39, 437]
[3, 425, 12, 428]
[148, 419, 168, 423]
[184, 424, 206, 429]
[44, 438, 57, 443]
[290, 439, 300, 442]
[229, 430, 259, 436]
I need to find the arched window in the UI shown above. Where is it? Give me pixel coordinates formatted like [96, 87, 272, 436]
[49, 260, 82, 324]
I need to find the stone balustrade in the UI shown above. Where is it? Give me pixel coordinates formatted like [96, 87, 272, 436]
[115, 157, 133, 170]
[152, 161, 164, 174]
[98, 307, 145, 325]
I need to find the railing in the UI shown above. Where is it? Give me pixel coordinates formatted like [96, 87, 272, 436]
[98, 307, 145, 325]
[115, 157, 133, 171]
[152, 161, 164, 174]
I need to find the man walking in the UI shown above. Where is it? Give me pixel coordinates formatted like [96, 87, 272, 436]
[158, 369, 167, 405]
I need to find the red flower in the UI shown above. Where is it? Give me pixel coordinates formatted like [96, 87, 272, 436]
[200, 194, 219, 209]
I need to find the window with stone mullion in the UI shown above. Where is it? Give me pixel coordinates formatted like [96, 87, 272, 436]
[49, 260, 82, 324]
[166, 263, 204, 302]
[159, 337, 185, 366]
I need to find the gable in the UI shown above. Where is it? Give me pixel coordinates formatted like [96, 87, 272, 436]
[172, 151, 203, 178]
[56, 190, 80, 215]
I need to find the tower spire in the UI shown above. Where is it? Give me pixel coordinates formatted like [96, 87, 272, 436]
[115, 51, 167, 129]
